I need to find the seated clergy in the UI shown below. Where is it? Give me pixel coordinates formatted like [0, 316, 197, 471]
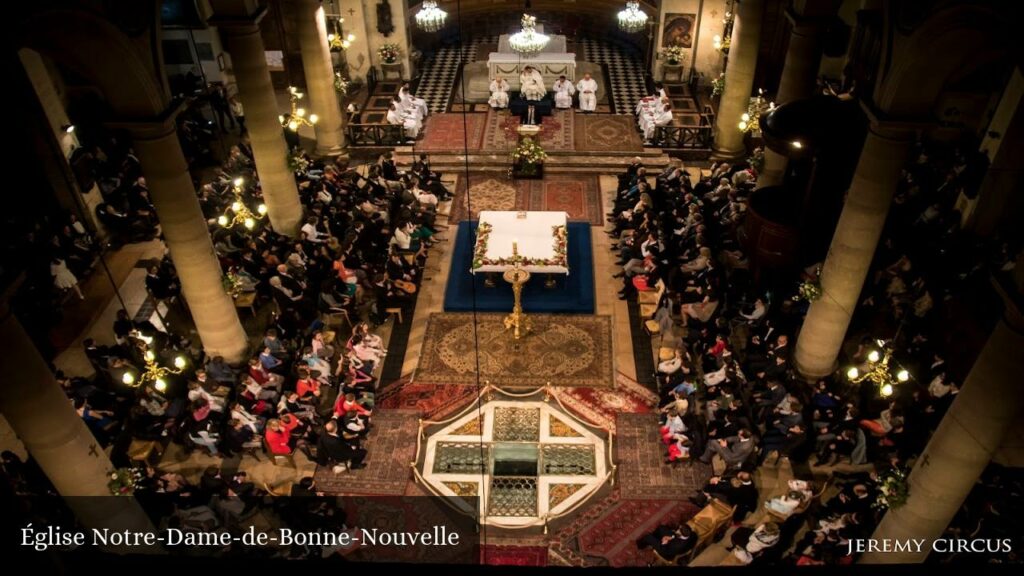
[576, 73, 598, 113]
[488, 76, 510, 109]
[387, 103, 421, 140]
[393, 95, 423, 122]
[519, 66, 546, 101]
[552, 75, 575, 109]
[399, 82, 429, 118]
[641, 103, 674, 143]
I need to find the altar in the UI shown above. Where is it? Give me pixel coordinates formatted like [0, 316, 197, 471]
[488, 29, 577, 89]
[471, 211, 569, 275]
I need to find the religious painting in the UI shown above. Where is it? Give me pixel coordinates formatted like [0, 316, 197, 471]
[662, 13, 697, 48]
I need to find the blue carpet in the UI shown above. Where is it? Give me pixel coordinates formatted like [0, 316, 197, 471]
[443, 221, 595, 313]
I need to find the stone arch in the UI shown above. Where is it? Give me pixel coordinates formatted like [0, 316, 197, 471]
[14, 7, 169, 118]
[873, 3, 1008, 117]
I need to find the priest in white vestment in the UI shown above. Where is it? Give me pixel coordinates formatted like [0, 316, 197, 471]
[393, 95, 423, 122]
[519, 66, 546, 101]
[488, 76, 510, 109]
[552, 75, 575, 109]
[576, 73, 599, 113]
[399, 83, 429, 118]
[641, 103, 674, 143]
[387, 103, 421, 140]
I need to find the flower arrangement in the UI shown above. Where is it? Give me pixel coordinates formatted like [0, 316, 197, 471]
[108, 467, 143, 496]
[661, 46, 688, 65]
[511, 137, 547, 176]
[711, 73, 726, 98]
[287, 148, 310, 173]
[874, 467, 910, 510]
[378, 43, 401, 63]
[471, 222, 493, 270]
[794, 266, 823, 302]
[222, 270, 242, 297]
[334, 72, 350, 96]
[748, 146, 765, 173]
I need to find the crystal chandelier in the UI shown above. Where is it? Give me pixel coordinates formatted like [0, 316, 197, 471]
[415, 1, 447, 32]
[279, 86, 319, 132]
[121, 331, 187, 391]
[217, 177, 267, 230]
[508, 14, 550, 57]
[846, 340, 911, 398]
[617, 2, 648, 33]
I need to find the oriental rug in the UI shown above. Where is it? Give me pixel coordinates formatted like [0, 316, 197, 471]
[550, 489, 700, 567]
[614, 413, 713, 499]
[480, 545, 549, 566]
[414, 313, 613, 388]
[416, 113, 486, 152]
[314, 410, 418, 496]
[481, 109, 574, 152]
[552, 372, 658, 433]
[574, 114, 644, 153]
[448, 173, 603, 225]
[376, 378, 477, 420]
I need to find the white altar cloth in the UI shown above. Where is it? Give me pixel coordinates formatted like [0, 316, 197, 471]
[489, 32, 576, 86]
[472, 211, 569, 274]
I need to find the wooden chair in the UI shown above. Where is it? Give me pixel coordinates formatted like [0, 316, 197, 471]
[686, 498, 736, 561]
[385, 307, 404, 324]
[322, 308, 352, 331]
[639, 279, 666, 318]
[643, 319, 662, 339]
[263, 437, 295, 468]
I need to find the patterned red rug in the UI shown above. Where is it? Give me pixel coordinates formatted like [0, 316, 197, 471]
[313, 410, 419, 495]
[448, 172, 604, 224]
[574, 114, 644, 152]
[614, 412, 714, 499]
[550, 490, 700, 567]
[480, 545, 549, 566]
[416, 113, 486, 152]
[376, 378, 478, 420]
[552, 372, 658, 432]
[481, 109, 574, 152]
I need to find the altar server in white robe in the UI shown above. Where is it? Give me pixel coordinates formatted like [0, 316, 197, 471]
[576, 73, 599, 113]
[387, 103, 421, 140]
[488, 76, 510, 109]
[641, 103, 674, 143]
[552, 75, 575, 109]
[393, 95, 423, 122]
[519, 66, 546, 101]
[399, 83, 429, 118]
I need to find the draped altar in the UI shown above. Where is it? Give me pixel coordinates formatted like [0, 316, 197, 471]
[488, 28, 577, 88]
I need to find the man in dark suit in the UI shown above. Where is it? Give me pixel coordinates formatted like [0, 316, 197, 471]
[636, 523, 696, 560]
[697, 428, 757, 468]
[692, 471, 759, 520]
[316, 420, 367, 469]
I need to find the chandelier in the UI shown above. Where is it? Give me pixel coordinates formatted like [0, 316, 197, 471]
[846, 340, 911, 397]
[279, 86, 319, 132]
[617, 2, 648, 33]
[121, 331, 187, 391]
[217, 177, 267, 230]
[738, 88, 775, 133]
[509, 14, 550, 57]
[415, 1, 447, 32]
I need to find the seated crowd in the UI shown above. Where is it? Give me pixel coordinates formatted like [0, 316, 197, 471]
[618, 139, 1019, 564]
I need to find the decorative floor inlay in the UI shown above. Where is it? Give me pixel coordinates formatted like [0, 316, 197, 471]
[493, 407, 540, 441]
[549, 483, 587, 508]
[488, 477, 538, 516]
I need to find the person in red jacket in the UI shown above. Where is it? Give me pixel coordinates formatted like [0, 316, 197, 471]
[265, 416, 300, 454]
[333, 392, 372, 420]
[295, 368, 321, 401]
[248, 357, 284, 392]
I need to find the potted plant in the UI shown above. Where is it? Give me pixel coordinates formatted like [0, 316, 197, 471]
[334, 72, 350, 97]
[378, 43, 401, 64]
[662, 46, 688, 66]
[711, 72, 726, 98]
[511, 137, 547, 179]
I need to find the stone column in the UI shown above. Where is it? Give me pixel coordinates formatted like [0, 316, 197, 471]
[127, 117, 248, 363]
[794, 119, 914, 378]
[757, 9, 827, 187]
[861, 290, 1024, 564]
[713, 0, 765, 160]
[0, 311, 156, 550]
[296, 0, 345, 156]
[216, 11, 304, 236]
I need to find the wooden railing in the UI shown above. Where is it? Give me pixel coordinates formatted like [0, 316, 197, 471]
[655, 113, 714, 149]
[347, 123, 404, 147]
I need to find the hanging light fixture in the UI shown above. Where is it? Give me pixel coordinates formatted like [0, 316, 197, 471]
[415, 1, 447, 32]
[846, 339, 911, 398]
[279, 86, 319, 132]
[121, 331, 187, 392]
[617, 2, 648, 33]
[217, 177, 267, 230]
[738, 89, 775, 133]
[508, 13, 550, 57]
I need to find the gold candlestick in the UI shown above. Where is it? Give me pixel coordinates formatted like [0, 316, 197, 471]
[502, 242, 531, 339]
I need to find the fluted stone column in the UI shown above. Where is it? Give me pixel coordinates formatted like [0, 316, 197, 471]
[217, 11, 303, 236]
[713, 0, 765, 160]
[128, 118, 248, 363]
[297, 0, 345, 156]
[0, 311, 156, 551]
[794, 120, 914, 378]
[758, 9, 827, 187]
[862, 294, 1024, 563]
